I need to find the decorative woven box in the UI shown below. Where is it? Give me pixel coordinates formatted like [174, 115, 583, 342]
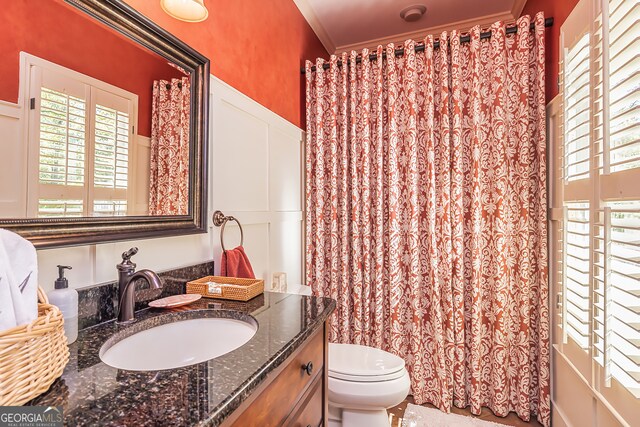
[186, 276, 264, 301]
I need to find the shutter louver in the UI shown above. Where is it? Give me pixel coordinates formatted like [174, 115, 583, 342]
[37, 199, 83, 217]
[608, 0, 640, 172]
[593, 207, 608, 366]
[93, 200, 127, 216]
[94, 104, 129, 190]
[564, 34, 591, 181]
[564, 202, 591, 349]
[38, 87, 85, 186]
[595, 202, 640, 397]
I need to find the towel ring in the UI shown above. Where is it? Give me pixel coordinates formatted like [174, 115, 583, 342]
[213, 210, 244, 251]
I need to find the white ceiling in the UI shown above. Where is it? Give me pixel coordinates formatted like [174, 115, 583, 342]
[294, 0, 527, 53]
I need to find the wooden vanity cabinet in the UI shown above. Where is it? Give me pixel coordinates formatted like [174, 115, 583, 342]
[226, 320, 329, 427]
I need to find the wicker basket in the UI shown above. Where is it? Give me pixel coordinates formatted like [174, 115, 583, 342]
[186, 276, 264, 301]
[0, 287, 69, 406]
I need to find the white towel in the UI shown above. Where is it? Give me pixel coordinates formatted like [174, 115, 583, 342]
[0, 229, 38, 331]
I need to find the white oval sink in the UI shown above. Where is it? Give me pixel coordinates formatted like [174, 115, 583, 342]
[100, 317, 257, 371]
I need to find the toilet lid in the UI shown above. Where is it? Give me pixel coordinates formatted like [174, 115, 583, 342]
[328, 343, 406, 382]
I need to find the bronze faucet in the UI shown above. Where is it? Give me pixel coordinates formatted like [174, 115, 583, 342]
[116, 247, 162, 323]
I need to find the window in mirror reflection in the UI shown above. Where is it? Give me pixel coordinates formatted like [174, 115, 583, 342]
[29, 58, 136, 218]
[12, 51, 191, 219]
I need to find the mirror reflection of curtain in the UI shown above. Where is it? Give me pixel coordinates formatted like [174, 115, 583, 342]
[149, 77, 190, 215]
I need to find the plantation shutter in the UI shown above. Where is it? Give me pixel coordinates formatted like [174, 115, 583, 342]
[28, 65, 135, 217]
[32, 69, 89, 217]
[560, 0, 593, 352]
[594, 0, 640, 396]
[606, 0, 640, 172]
[594, 202, 640, 396]
[91, 87, 131, 216]
[560, 0, 640, 398]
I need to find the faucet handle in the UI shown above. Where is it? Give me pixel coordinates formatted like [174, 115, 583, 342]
[121, 247, 138, 262]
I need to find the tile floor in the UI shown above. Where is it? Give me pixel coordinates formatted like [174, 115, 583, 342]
[387, 396, 544, 427]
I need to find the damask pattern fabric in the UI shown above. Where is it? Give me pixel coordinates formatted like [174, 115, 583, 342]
[305, 13, 549, 426]
[149, 77, 190, 215]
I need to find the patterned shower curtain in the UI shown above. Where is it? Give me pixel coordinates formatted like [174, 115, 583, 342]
[305, 13, 549, 426]
[149, 77, 190, 215]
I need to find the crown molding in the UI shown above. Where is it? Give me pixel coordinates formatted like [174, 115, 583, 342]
[294, 0, 525, 55]
[334, 11, 515, 54]
[511, 0, 528, 18]
[292, 0, 336, 54]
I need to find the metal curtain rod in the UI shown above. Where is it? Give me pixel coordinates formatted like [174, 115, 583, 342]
[301, 17, 553, 74]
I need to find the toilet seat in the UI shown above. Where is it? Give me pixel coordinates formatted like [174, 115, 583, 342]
[328, 343, 405, 383]
[328, 343, 411, 426]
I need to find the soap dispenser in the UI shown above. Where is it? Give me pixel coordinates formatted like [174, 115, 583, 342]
[47, 265, 78, 344]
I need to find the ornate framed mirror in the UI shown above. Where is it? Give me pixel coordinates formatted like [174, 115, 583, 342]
[0, 0, 209, 247]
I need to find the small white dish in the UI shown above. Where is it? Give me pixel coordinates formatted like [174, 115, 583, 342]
[148, 293, 202, 308]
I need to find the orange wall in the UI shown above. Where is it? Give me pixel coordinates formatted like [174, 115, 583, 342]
[2, 1, 582, 131]
[521, 0, 581, 103]
[0, 0, 184, 137]
[122, 0, 328, 129]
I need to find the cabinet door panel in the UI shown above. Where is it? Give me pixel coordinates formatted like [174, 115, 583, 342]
[231, 329, 324, 427]
[286, 375, 323, 427]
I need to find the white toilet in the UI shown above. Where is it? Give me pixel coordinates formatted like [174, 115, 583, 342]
[328, 343, 411, 427]
[277, 285, 410, 426]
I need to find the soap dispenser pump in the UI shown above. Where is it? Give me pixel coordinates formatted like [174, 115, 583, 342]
[47, 265, 78, 344]
[55, 265, 71, 289]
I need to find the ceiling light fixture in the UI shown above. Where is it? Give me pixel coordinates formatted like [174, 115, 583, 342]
[160, 0, 208, 22]
[400, 5, 427, 23]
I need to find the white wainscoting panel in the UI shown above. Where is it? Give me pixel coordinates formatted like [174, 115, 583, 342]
[214, 100, 270, 212]
[269, 126, 302, 212]
[0, 101, 26, 218]
[132, 134, 151, 215]
[211, 78, 304, 285]
[269, 218, 303, 286]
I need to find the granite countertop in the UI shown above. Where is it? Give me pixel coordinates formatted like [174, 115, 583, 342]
[29, 292, 335, 426]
